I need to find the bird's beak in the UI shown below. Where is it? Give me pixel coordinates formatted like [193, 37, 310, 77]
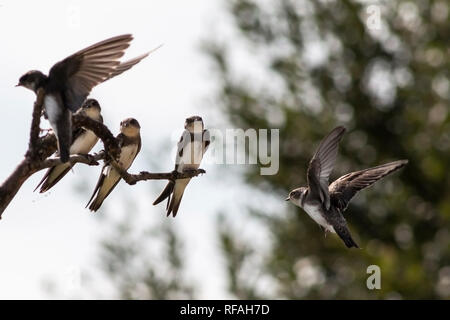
[15, 83, 21, 87]
[285, 197, 290, 201]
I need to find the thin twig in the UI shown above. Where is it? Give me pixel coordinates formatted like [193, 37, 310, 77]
[36, 151, 106, 171]
[109, 158, 206, 185]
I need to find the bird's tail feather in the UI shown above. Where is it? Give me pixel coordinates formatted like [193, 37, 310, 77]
[35, 164, 72, 193]
[153, 181, 174, 206]
[87, 175, 121, 212]
[343, 236, 359, 249]
[55, 110, 72, 163]
[89, 194, 106, 212]
[86, 168, 120, 212]
[167, 179, 189, 217]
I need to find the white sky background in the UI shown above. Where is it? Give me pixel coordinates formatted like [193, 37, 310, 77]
[0, 0, 279, 299]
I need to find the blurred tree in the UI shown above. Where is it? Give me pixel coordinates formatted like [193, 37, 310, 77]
[205, 0, 450, 299]
[97, 209, 195, 299]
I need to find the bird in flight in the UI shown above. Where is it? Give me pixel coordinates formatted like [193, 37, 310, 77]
[16, 34, 156, 162]
[153, 116, 210, 217]
[86, 118, 141, 212]
[34, 99, 103, 193]
[286, 126, 408, 248]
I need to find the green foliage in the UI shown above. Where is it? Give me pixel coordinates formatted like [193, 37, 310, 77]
[206, 0, 450, 299]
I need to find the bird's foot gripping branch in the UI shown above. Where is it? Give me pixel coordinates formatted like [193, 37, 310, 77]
[0, 93, 206, 218]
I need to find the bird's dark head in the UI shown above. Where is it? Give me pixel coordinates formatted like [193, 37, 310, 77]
[82, 99, 101, 111]
[286, 187, 307, 206]
[184, 116, 203, 133]
[120, 118, 141, 137]
[185, 115, 204, 133]
[79, 99, 102, 120]
[16, 70, 46, 92]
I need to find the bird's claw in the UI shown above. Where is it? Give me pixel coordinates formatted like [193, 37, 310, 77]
[184, 168, 204, 176]
[82, 153, 96, 164]
[39, 128, 53, 135]
[171, 170, 180, 179]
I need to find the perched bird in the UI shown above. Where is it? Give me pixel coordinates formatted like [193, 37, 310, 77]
[34, 99, 104, 193]
[86, 118, 141, 212]
[286, 126, 408, 248]
[153, 116, 210, 217]
[16, 34, 153, 162]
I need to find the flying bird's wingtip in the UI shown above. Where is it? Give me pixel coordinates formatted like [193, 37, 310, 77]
[106, 33, 133, 42]
[152, 43, 164, 52]
[393, 159, 409, 169]
[336, 126, 347, 133]
[142, 44, 164, 58]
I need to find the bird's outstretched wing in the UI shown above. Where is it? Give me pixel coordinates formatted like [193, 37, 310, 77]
[49, 34, 133, 112]
[307, 126, 346, 210]
[106, 45, 161, 81]
[329, 160, 408, 212]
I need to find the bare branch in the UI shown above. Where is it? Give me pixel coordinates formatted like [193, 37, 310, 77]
[126, 169, 206, 184]
[109, 159, 206, 185]
[26, 89, 45, 161]
[0, 151, 107, 218]
[36, 151, 106, 170]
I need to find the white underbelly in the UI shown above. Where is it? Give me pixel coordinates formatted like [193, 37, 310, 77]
[70, 131, 98, 154]
[102, 144, 138, 177]
[119, 144, 138, 170]
[303, 203, 335, 233]
[44, 95, 61, 132]
[179, 141, 203, 170]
